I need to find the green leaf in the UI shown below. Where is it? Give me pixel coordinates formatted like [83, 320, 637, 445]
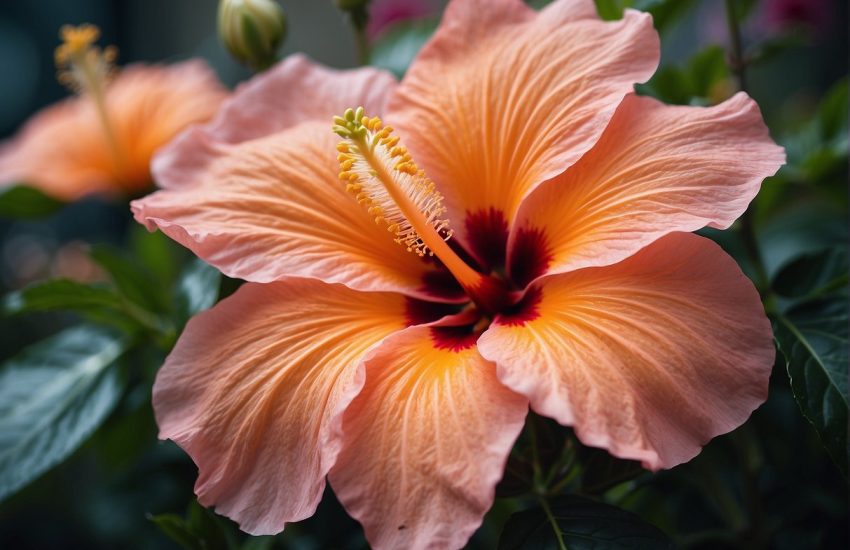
[370, 18, 438, 78]
[90, 245, 170, 313]
[688, 46, 730, 98]
[780, 79, 848, 190]
[4, 279, 120, 315]
[239, 537, 276, 550]
[0, 326, 127, 501]
[130, 224, 181, 286]
[593, 0, 666, 20]
[593, 0, 694, 31]
[759, 201, 847, 279]
[639, 45, 730, 105]
[775, 296, 849, 478]
[148, 514, 204, 550]
[773, 248, 849, 301]
[150, 500, 231, 550]
[646, 0, 697, 32]
[594, 0, 624, 19]
[3, 278, 159, 334]
[817, 79, 848, 144]
[578, 447, 644, 496]
[498, 495, 673, 549]
[0, 185, 63, 219]
[174, 258, 221, 326]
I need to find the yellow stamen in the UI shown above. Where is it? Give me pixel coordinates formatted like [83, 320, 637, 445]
[332, 107, 483, 289]
[55, 24, 126, 175]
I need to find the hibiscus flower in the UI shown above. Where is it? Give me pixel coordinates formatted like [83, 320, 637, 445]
[0, 25, 226, 201]
[132, 0, 784, 548]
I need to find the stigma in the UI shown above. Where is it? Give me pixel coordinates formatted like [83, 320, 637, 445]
[55, 24, 126, 174]
[333, 107, 452, 258]
[55, 24, 117, 96]
[332, 107, 512, 313]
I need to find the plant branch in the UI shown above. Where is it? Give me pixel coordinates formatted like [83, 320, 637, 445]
[539, 496, 568, 550]
[725, 0, 770, 294]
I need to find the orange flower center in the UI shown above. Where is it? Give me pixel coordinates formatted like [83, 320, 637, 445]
[333, 107, 511, 313]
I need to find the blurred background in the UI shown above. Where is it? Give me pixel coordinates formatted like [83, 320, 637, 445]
[0, 1, 846, 548]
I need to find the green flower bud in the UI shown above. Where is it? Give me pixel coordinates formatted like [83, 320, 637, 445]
[218, 0, 287, 70]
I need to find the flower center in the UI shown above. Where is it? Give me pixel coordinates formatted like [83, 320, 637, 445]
[55, 24, 127, 175]
[333, 107, 510, 313]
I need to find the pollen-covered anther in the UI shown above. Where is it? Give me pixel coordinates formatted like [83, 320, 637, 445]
[332, 107, 453, 257]
[55, 24, 117, 95]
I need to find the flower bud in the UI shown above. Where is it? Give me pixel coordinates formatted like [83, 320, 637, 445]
[218, 0, 287, 70]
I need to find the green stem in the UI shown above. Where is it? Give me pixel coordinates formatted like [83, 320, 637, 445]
[724, 0, 770, 294]
[350, 7, 371, 65]
[740, 206, 770, 294]
[732, 426, 767, 547]
[539, 496, 568, 550]
[724, 0, 747, 92]
[528, 418, 543, 487]
[354, 23, 370, 65]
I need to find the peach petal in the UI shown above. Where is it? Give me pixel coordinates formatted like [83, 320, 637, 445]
[0, 60, 225, 200]
[330, 326, 528, 550]
[387, 1, 659, 246]
[479, 233, 774, 470]
[153, 279, 408, 535]
[510, 93, 785, 284]
[133, 122, 456, 299]
[152, 54, 397, 189]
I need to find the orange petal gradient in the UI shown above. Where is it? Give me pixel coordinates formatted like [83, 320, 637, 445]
[387, 0, 659, 244]
[152, 54, 397, 189]
[330, 326, 527, 550]
[508, 93, 785, 285]
[153, 279, 407, 535]
[0, 60, 225, 200]
[133, 122, 454, 299]
[479, 233, 774, 470]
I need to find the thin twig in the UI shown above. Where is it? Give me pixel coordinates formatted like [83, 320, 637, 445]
[539, 496, 568, 550]
[724, 0, 770, 294]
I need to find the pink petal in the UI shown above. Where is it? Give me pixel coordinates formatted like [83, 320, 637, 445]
[386, 1, 658, 252]
[478, 233, 774, 470]
[508, 93, 785, 286]
[330, 325, 527, 550]
[133, 122, 459, 300]
[152, 54, 397, 189]
[154, 279, 409, 535]
[0, 60, 225, 200]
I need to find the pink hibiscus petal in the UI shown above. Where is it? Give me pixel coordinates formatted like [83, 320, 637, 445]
[152, 54, 397, 189]
[479, 232, 774, 470]
[154, 279, 408, 534]
[330, 325, 527, 550]
[133, 122, 459, 299]
[508, 92, 785, 286]
[387, 0, 659, 250]
[0, 60, 225, 199]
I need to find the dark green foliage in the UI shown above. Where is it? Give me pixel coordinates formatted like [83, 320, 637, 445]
[776, 299, 849, 478]
[149, 500, 233, 550]
[0, 1, 847, 549]
[640, 46, 731, 105]
[174, 258, 220, 327]
[0, 326, 126, 501]
[773, 249, 849, 477]
[0, 185, 63, 219]
[90, 244, 172, 314]
[498, 495, 673, 550]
